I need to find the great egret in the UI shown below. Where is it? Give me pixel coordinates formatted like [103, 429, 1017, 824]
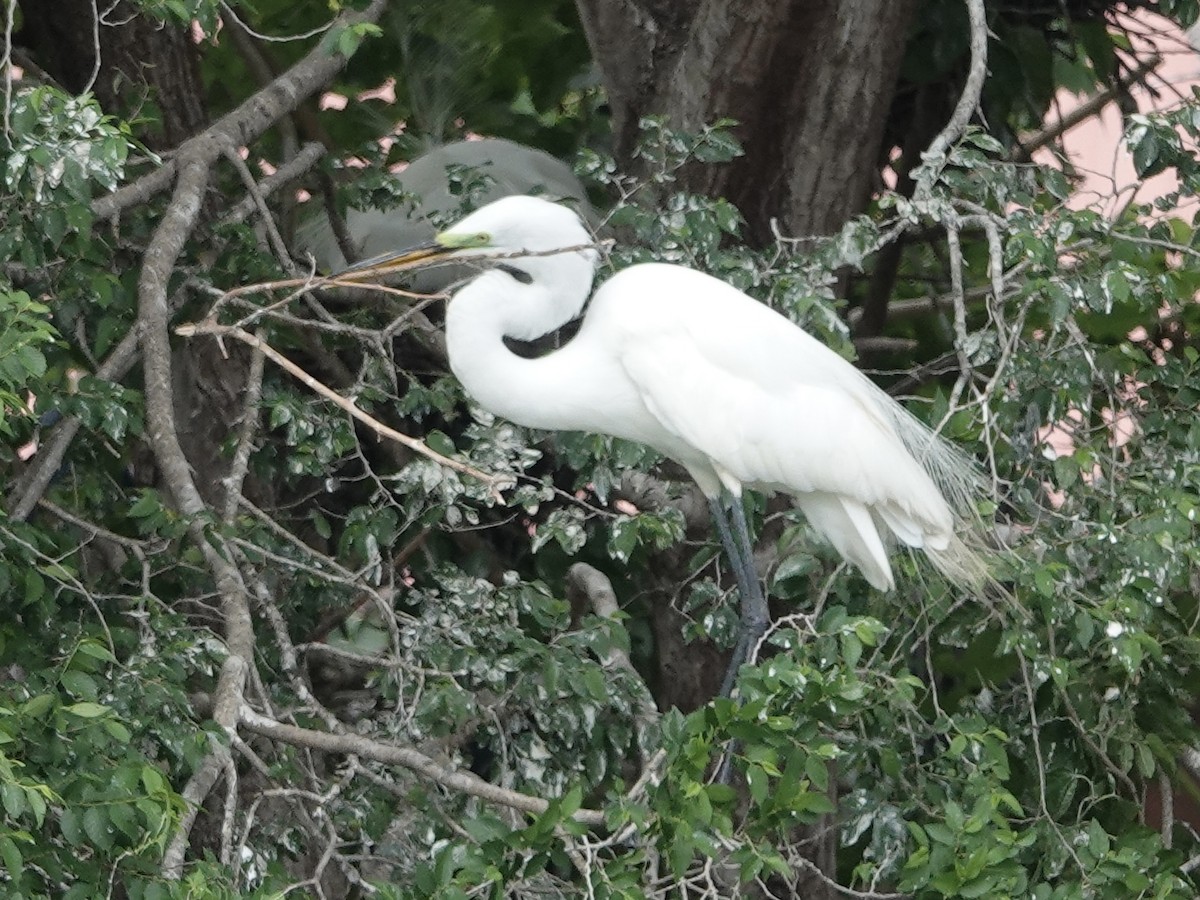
[348, 195, 987, 694]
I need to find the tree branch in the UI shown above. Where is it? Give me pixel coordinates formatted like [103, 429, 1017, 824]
[1010, 54, 1161, 163]
[566, 562, 660, 729]
[163, 655, 248, 880]
[92, 0, 386, 221]
[317, 168, 363, 266]
[238, 707, 608, 826]
[221, 141, 325, 226]
[129, 2, 387, 666]
[138, 152, 257, 663]
[914, 0, 987, 196]
[221, 337, 266, 524]
[174, 320, 505, 494]
[219, 141, 298, 272]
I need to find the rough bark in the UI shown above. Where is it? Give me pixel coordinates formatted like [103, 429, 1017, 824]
[20, 0, 208, 148]
[575, 0, 920, 242]
[20, 0, 235, 502]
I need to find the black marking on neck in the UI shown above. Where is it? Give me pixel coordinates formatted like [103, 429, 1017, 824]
[503, 317, 584, 359]
[496, 263, 533, 285]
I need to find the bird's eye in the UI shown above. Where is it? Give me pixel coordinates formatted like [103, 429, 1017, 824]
[472, 232, 491, 246]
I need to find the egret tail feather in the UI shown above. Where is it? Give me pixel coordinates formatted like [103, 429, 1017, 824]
[926, 533, 992, 592]
[795, 492, 894, 591]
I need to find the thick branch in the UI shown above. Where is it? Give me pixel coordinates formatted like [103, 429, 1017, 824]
[163, 656, 248, 880]
[239, 707, 607, 826]
[566, 562, 660, 728]
[92, 0, 386, 221]
[135, 157, 211, 514]
[138, 153, 257, 662]
[914, 0, 987, 196]
[222, 340, 266, 524]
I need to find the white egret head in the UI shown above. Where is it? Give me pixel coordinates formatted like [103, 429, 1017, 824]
[339, 195, 600, 341]
[437, 195, 595, 260]
[341, 195, 597, 278]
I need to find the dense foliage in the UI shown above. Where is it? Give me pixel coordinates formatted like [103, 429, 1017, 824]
[2, 0, 1200, 897]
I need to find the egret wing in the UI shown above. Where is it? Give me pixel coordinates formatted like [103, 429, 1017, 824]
[596, 264, 981, 516]
[620, 332, 937, 508]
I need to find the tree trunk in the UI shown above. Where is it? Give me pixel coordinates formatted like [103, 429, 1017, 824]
[21, 2, 263, 506]
[575, 0, 919, 243]
[20, 0, 208, 149]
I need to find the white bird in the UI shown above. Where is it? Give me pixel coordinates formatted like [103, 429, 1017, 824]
[346, 195, 988, 693]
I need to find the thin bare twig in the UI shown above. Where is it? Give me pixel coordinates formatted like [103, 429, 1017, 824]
[221, 142, 325, 226]
[220, 141, 297, 273]
[175, 320, 505, 495]
[221, 337, 266, 524]
[1160, 770, 1173, 849]
[791, 854, 910, 900]
[36, 498, 149, 551]
[1010, 54, 1162, 163]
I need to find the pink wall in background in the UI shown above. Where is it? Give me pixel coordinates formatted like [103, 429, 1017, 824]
[1027, 11, 1197, 505]
[1037, 11, 1200, 218]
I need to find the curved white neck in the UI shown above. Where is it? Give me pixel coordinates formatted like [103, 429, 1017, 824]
[444, 251, 601, 431]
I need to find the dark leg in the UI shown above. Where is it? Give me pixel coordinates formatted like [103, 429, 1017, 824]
[729, 496, 770, 658]
[708, 494, 769, 698]
[708, 495, 754, 613]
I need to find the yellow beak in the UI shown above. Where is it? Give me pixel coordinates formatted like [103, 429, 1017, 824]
[334, 240, 455, 281]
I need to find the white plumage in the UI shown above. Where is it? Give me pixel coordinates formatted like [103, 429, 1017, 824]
[416, 196, 986, 593]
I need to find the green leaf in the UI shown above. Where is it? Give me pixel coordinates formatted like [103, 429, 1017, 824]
[1, 783, 26, 819]
[771, 552, 817, 589]
[746, 764, 768, 804]
[607, 515, 639, 563]
[141, 766, 167, 796]
[1086, 819, 1110, 856]
[21, 694, 54, 719]
[559, 785, 582, 818]
[128, 490, 165, 518]
[59, 806, 83, 845]
[104, 719, 132, 743]
[107, 802, 139, 840]
[23, 570, 44, 604]
[24, 789, 46, 828]
[82, 805, 114, 850]
[668, 832, 694, 878]
[62, 702, 110, 718]
[75, 640, 117, 664]
[0, 835, 22, 880]
[60, 671, 99, 701]
[1130, 125, 1160, 176]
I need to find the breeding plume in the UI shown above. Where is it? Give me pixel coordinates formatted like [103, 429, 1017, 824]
[349, 195, 987, 693]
